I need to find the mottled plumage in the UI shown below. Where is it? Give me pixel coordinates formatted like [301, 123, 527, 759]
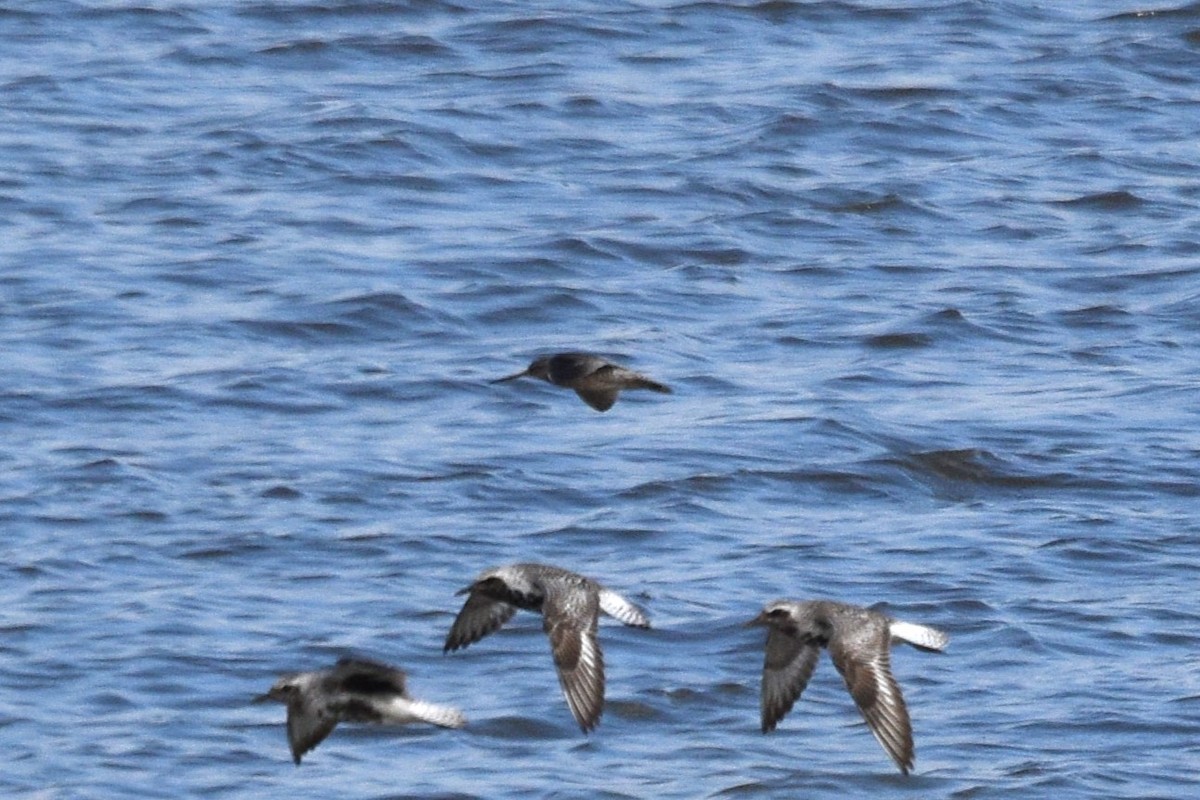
[444, 562, 650, 732]
[747, 600, 948, 775]
[256, 657, 465, 764]
[491, 352, 672, 411]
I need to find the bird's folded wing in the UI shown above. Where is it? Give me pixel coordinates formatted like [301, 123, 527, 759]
[333, 658, 407, 695]
[574, 387, 619, 411]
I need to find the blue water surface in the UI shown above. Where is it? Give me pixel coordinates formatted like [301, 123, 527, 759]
[2, 1, 1199, 798]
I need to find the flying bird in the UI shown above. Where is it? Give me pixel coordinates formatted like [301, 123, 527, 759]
[491, 352, 671, 411]
[444, 562, 650, 732]
[256, 657, 465, 764]
[746, 599, 948, 775]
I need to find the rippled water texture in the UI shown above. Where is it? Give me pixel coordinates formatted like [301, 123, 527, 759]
[2, 1, 1199, 798]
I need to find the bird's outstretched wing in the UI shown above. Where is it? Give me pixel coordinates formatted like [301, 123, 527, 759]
[332, 658, 407, 695]
[829, 636, 914, 774]
[543, 582, 605, 732]
[760, 626, 821, 733]
[444, 592, 518, 652]
[286, 695, 339, 765]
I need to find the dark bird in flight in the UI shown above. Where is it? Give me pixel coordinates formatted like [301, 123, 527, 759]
[492, 352, 671, 411]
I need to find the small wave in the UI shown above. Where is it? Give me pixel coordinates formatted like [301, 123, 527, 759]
[233, 317, 359, 342]
[471, 714, 566, 741]
[863, 332, 934, 349]
[877, 448, 1078, 497]
[1050, 190, 1144, 209]
[1102, 7, 1199, 22]
[1056, 304, 1134, 329]
[260, 485, 302, 500]
[259, 38, 330, 57]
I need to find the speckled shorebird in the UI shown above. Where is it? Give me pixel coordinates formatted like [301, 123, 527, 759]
[256, 657, 466, 764]
[444, 562, 651, 733]
[746, 600, 948, 775]
[491, 352, 672, 411]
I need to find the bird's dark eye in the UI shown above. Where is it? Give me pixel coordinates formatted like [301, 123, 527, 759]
[768, 609, 787, 618]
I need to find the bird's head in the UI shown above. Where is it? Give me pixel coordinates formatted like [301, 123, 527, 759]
[490, 355, 552, 384]
[745, 600, 796, 629]
[254, 674, 304, 705]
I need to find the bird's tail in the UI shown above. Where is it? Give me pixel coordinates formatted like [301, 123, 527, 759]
[598, 588, 651, 628]
[631, 376, 672, 394]
[889, 620, 949, 652]
[386, 697, 468, 729]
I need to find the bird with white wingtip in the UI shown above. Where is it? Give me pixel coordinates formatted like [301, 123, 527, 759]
[257, 657, 466, 764]
[444, 562, 651, 733]
[746, 599, 948, 775]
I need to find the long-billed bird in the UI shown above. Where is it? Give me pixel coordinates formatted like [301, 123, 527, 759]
[491, 352, 671, 411]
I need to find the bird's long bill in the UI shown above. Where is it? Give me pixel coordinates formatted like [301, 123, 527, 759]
[251, 692, 275, 704]
[454, 584, 475, 596]
[744, 611, 769, 628]
[489, 370, 529, 384]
